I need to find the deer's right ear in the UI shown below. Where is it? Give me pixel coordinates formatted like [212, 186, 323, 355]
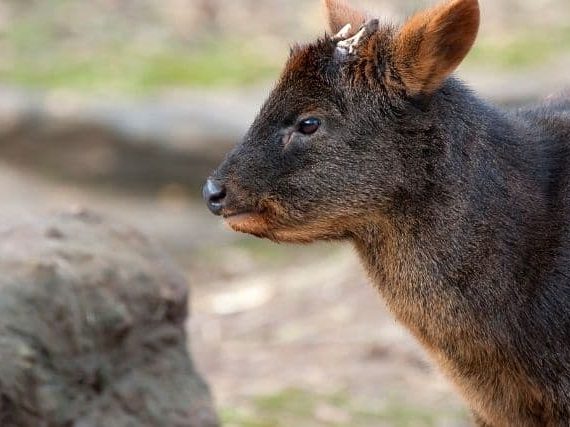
[323, 0, 367, 36]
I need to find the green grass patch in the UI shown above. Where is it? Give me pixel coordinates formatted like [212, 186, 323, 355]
[0, 40, 281, 95]
[1, 1, 568, 93]
[465, 26, 570, 69]
[0, 0, 283, 94]
[221, 388, 468, 427]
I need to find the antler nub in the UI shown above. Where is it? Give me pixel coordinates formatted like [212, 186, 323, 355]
[335, 19, 379, 56]
[333, 23, 353, 40]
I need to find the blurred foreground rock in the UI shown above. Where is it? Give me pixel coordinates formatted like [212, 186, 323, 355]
[0, 211, 218, 427]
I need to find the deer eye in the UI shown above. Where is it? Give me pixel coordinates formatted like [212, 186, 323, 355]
[298, 118, 321, 135]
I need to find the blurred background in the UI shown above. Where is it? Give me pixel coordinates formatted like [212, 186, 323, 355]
[0, 0, 567, 426]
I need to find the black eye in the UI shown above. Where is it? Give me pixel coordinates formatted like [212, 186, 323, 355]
[298, 117, 321, 135]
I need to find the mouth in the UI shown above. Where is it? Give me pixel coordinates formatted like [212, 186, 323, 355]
[222, 208, 342, 243]
[224, 211, 257, 225]
[223, 210, 271, 237]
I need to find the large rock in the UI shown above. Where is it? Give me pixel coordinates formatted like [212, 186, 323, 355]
[0, 210, 218, 427]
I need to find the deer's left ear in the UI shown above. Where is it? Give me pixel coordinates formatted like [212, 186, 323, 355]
[323, 0, 367, 37]
[393, 0, 480, 96]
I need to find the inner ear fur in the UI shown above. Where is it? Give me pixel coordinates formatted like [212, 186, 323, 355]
[323, 0, 367, 36]
[394, 0, 480, 95]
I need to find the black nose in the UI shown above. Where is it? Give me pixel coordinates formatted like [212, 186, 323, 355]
[203, 178, 226, 215]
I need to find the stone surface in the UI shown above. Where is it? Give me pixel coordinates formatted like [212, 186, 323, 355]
[0, 211, 218, 427]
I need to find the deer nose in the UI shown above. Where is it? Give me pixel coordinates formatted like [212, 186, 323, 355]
[203, 178, 226, 215]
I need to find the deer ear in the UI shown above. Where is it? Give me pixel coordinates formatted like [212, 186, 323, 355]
[323, 0, 367, 36]
[394, 0, 480, 95]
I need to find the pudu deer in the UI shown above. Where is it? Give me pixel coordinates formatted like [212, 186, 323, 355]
[203, 0, 570, 425]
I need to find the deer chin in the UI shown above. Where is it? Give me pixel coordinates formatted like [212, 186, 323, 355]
[225, 211, 346, 243]
[224, 212, 272, 238]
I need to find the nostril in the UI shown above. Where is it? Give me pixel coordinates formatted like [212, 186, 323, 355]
[203, 179, 227, 215]
[210, 186, 226, 203]
[204, 179, 226, 202]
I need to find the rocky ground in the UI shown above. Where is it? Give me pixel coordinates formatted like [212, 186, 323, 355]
[190, 247, 471, 427]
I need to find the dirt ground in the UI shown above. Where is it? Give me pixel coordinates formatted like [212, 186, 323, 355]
[0, 161, 471, 426]
[188, 243, 471, 427]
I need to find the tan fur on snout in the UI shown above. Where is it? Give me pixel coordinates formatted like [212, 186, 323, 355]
[225, 198, 355, 243]
[224, 213, 271, 238]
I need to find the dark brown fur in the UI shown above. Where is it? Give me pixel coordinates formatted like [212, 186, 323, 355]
[204, 1, 570, 425]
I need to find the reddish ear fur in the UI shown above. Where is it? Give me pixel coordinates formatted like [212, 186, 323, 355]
[323, 0, 367, 36]
[394, 0, 480, 95]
